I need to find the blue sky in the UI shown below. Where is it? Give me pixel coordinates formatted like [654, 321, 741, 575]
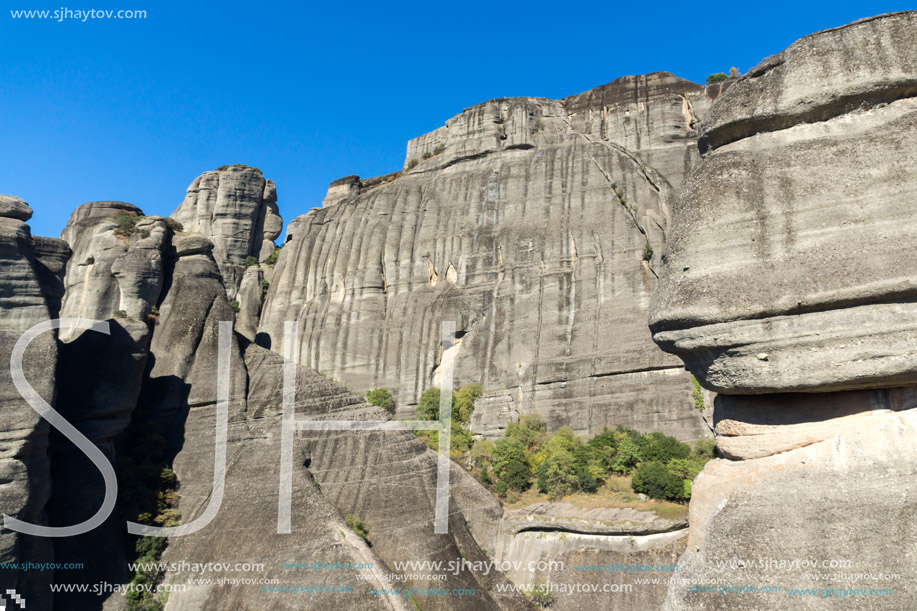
[1, 1, 912, 239]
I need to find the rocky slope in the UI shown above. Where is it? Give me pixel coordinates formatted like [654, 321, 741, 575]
[258, 73, 716, 442]
[650, 11, 917, 609]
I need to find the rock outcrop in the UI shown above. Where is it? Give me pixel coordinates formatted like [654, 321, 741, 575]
[58, 202, 171, 339]
[0, 198, 62, 606]
[650, 12, 917, 610]
[494, 502, 686, 611]
[170, 165, 281, 298]
[259, 73, 716, 441]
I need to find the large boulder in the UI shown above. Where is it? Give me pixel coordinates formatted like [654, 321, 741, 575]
[650, 12, 917, 610]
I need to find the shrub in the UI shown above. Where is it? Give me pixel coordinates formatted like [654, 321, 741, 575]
[729, 66, 741, 78]
[631, 461, 684, 501]
[471, 439, 495, 468]
[345, 514, 370, 543]
[529, 585, 555, 607]
[691, 376, 705, 411]
[694, 438, 716, 459]
[110, 210, 140, 237]
[706, 72, 728, 85]
[261, 279, 270, 295]
[416, 388, 453, 420]
[139, 229, 150, 239]
[537, 448, 578, 500]
[163, 217, 184, 232]
[505, 414, 547, 448]
[433, 144, 445, 155]
[265, 246, 281, 266]
[643, 242, 654, 261]
[610, 432, 643, 474]
[454, 383, 483, 424]
[406, 159, 419, 171]
[639, 432, 691, 464]
[493, 438, 531, 491]
[228, 300, 240, 313]
[423, 151, 433, 160]
[243, 255, 259, 268]
[366, 388, 395, 414]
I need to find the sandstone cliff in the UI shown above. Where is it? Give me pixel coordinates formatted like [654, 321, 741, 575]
[170, 165, 282, 298]
[259, 73, 715, 442]
[650, 11, 917, 610]
[0, 197, 65, 606]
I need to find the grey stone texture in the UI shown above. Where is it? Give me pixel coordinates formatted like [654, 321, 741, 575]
[651, 12, 917, 610]
[0, 203, 60, 607]
[260, 73, 716, 442]
[170, 165, 281, 298]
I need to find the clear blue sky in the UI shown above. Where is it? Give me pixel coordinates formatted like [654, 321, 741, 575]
[2, 1, 912, 239]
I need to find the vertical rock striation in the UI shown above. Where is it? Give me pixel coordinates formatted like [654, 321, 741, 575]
[170, 165, 281, 298]
[259, 73, 715, 441]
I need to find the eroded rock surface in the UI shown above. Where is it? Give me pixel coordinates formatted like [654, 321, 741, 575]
[260, 73, 716, 441]
[651, 12, 917, 610]
[0, 199, 59, 607]
[170, 165, 281, 298]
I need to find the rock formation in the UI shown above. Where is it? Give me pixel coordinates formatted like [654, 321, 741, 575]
[259, 73, 716, 442]
[0, 197, 65, 606]
[650, 11, 917, 609]
[170, 165, 282, 298]
[57, 201, 171, 339]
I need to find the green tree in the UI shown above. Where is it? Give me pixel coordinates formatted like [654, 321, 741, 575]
[416, 388, 454, 420]
[632, 461, 685, 501]
[639, 432, 691, 464]
[471, 439, 495, 468]
[706, 72, 728, 85]
[610, 432, 643, 474]
[537, 448, 578, 499]
[366, 387, 395, 414]
[505, 414, 547, 447]
[454, 383, 483, 423]
[493, 438, 531, 491]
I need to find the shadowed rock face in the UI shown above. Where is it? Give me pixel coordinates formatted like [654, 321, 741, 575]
[170, 165, 281, 298]
[649, 12, 917, 610]
[0, 199, 60, 606]
[259, 73, 715, 441]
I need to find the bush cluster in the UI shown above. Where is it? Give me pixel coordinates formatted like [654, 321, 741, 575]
[366, 387, 395, 414]
[472, 418, 714, 502]
[414, 383, 483, 460]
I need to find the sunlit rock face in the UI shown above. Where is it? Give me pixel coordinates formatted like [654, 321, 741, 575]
[170, 165, 281, 299]
[650, 12, 917, 610]
[650, 11, 917, 395]
[260, 73, 718, 442]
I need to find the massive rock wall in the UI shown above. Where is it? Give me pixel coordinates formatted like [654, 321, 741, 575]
[0, 197, 67, 606]
[650, 11, 917, 610]
[260, 73, 715, 441]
